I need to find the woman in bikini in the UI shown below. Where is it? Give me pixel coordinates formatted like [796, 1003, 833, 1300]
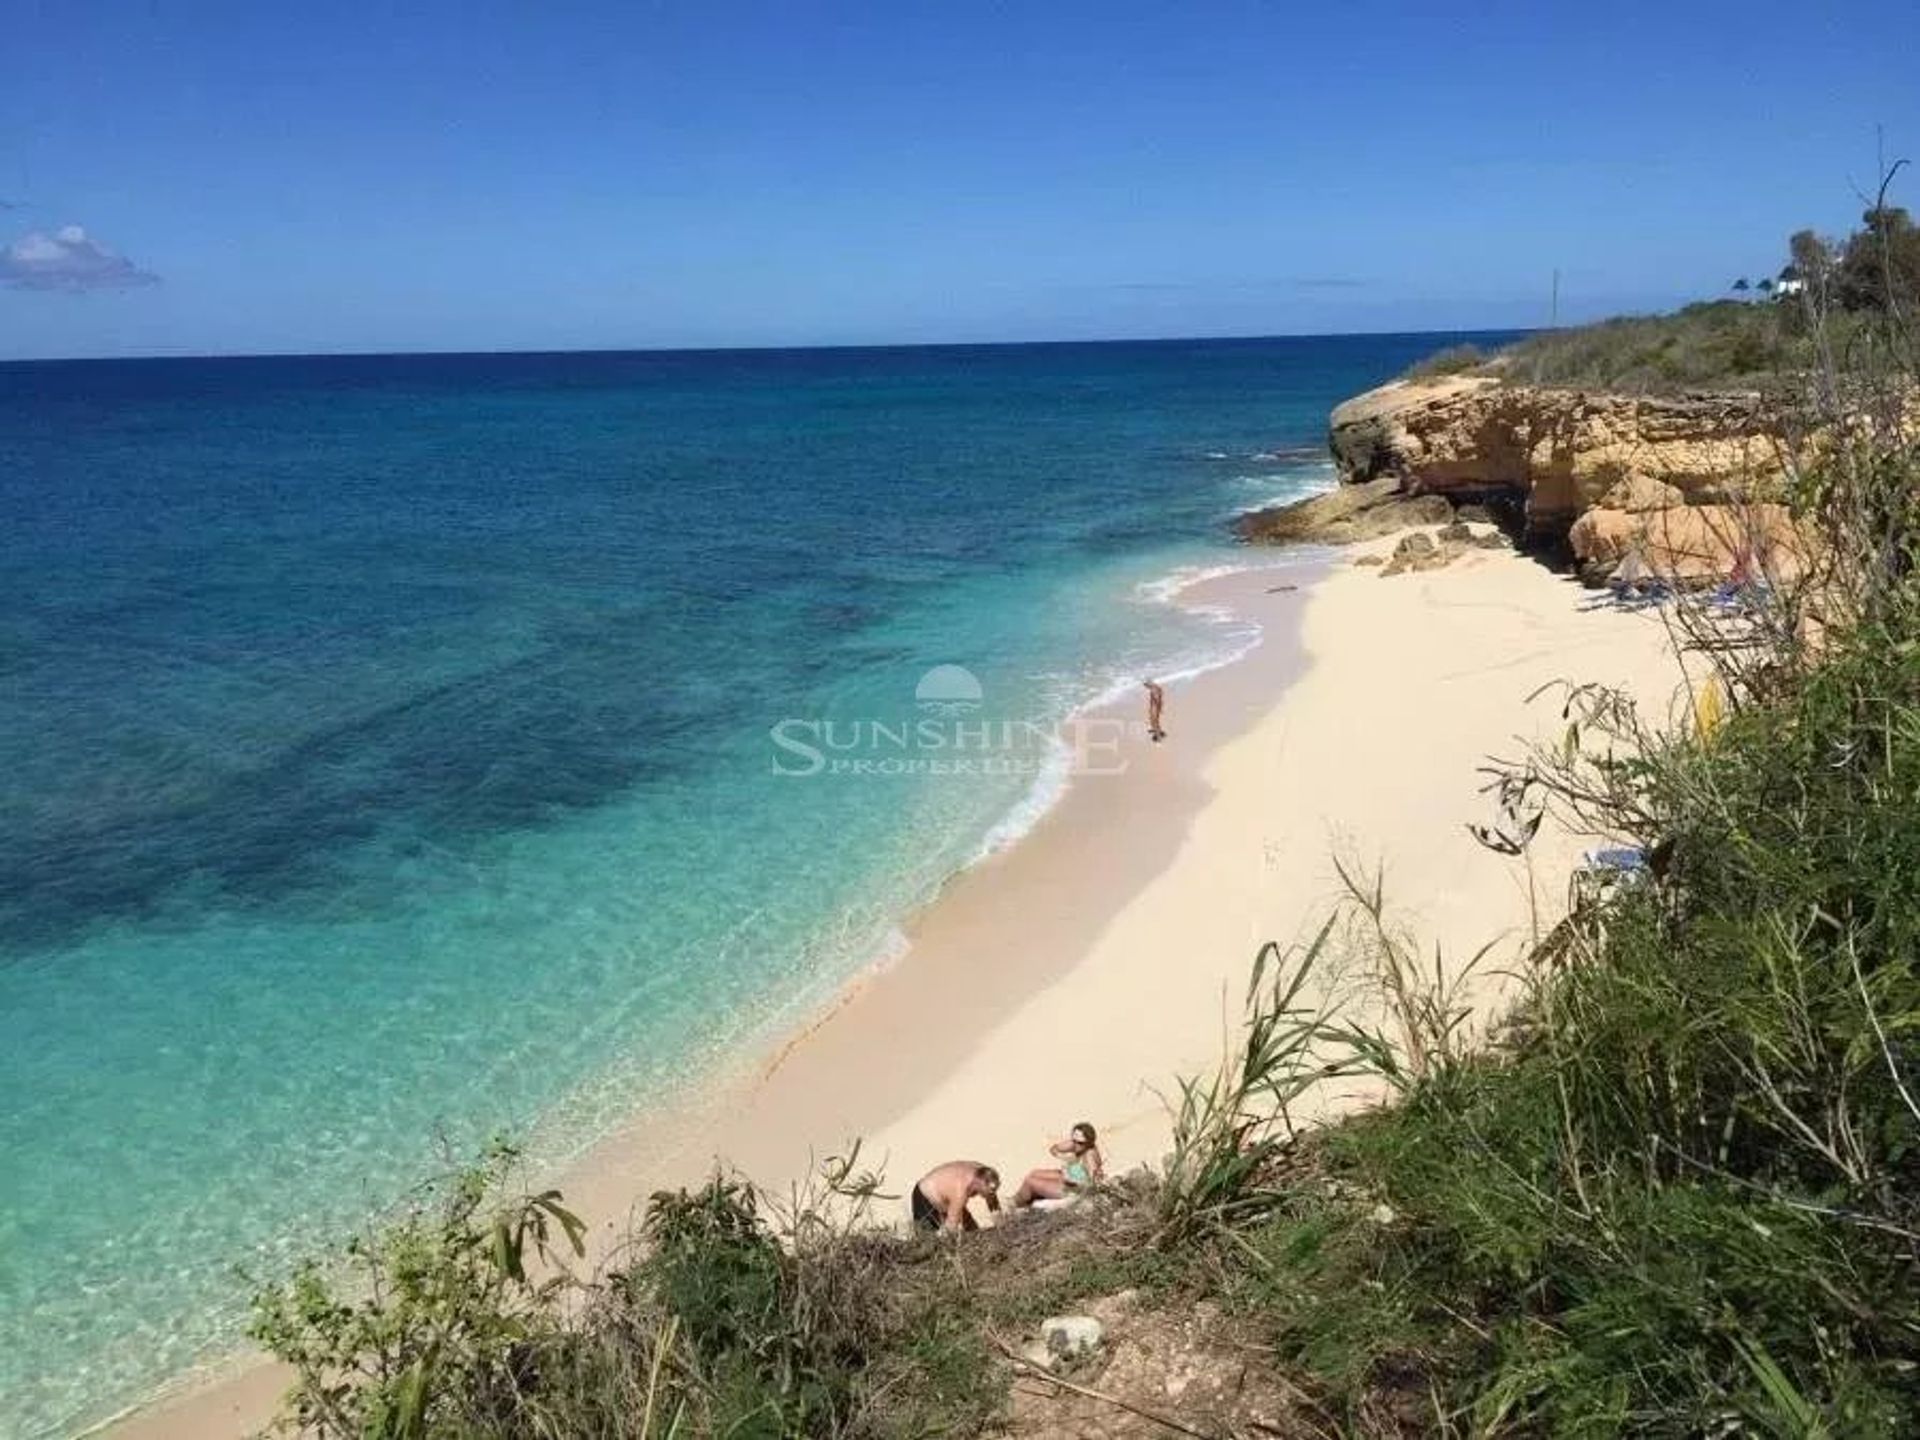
[1010, 1121, 1103, 1207]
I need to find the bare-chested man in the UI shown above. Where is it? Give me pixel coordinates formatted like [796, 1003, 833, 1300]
[1143, 678, 1166, 742]
[910, 1160, 1001, 1233]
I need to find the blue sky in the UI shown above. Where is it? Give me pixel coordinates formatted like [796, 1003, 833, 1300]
[3, 0, 1917, 359]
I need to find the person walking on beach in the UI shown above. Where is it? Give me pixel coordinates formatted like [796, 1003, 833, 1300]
[1143, 678, 1166, 741]
[1011, 1122, 1104, 1208]
[910, 1160, 1001, 1233]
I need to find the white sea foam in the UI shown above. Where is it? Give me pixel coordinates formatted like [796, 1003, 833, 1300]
[548, 548, 1326, 1170]
[1131, 560, 1250, 607]
[969, 728, 1078, 862]
[1229, 462, 1340, 515]
[958, 550, 1320, 868]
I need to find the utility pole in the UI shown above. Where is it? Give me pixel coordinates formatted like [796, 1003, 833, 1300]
[1550, 268, 1560, 330]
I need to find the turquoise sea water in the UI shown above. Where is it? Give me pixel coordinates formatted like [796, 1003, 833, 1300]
[0, 335, 1510, 1434]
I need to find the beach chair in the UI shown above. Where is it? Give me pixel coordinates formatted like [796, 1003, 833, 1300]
[1692, 546, 1775, 616]
[1587, 581, 1672, 613]
[1595, 548, 1674, 610]
[1701, 575, 1774, 613]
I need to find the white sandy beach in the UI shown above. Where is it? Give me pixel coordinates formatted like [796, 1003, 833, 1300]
[586, 546, 1687, 1215]
[114, 542, 1685, 1439]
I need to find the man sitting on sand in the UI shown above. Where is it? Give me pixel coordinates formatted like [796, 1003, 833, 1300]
[1011, 1122, 1104, 1207]
[911, 1160, 1001, 1233]
[1143, 678, 1166, 742]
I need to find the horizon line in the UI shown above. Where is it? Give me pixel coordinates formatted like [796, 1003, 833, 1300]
[0, 323, 1537, 367]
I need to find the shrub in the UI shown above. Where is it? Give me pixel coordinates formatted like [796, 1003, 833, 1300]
[1179, 616, 1916, 1431]
[1172, 223, 1920, 1427]
[1403, 343, 1489, 381]
[248, 1140, 588, 1438]
[251, 1152, 1003, 1438]
[1494, 301, 1799, 393]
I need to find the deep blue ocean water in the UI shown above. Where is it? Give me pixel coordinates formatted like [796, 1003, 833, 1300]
[0, 334, 1510, 1434]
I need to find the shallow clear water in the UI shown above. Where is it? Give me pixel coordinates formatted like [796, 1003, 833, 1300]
[0, 334, 1509, 1435]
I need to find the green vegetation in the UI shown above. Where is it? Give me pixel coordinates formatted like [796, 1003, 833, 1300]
[251, 1144, 1018, 1437]
[1494, 299, 1800, 392]
[256, 188, 1919, 1436]
[1190, 624, 1920, 1431]
[1402, 343, 1489, 382]
[1180, 192, 1920, 1431]
[1404, 195, 1920, 394]
[1794, 196, 1920, 317]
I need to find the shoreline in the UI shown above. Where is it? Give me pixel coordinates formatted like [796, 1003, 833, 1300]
[105, 546, 1321, 1440]
[111, 542, 1684, 1439]
[589, 547, 1686, 1218]
[555, 554, 1330, 1241]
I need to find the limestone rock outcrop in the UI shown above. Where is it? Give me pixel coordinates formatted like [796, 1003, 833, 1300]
[1328, 377, 1789, 535]
[1593, 475, 1687, 513]
[1375, 523, 1510, 577]
[1242, 374, 1808, 586]
[1231, 475, 1453, 545]
[1567, 502, 1809, 586]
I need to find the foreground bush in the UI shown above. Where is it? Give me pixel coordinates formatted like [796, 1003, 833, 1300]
[1164, 202, 1920, 1427]
[1211, 622, 1920, 1431]
[251, 1147, 1001, 1438]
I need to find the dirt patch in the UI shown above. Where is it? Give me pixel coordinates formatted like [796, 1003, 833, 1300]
[1000, 1288, 1313, 1438]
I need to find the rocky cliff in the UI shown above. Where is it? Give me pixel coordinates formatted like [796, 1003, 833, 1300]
[1244, 375, 1806, 584]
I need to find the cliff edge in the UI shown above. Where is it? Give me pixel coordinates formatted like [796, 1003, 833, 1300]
[1244, 375, 1805, 584]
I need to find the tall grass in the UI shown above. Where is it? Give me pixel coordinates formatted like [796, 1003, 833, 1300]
[1154, 924, 1356, 1246]
[1217, 617, 1920, 1431]
[1403, 344, 1489, 382]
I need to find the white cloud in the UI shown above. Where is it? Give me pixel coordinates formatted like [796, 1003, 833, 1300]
[1, 224, 158, 292]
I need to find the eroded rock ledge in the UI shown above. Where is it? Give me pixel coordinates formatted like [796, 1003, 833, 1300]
[1242, 375, 1805, 584]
